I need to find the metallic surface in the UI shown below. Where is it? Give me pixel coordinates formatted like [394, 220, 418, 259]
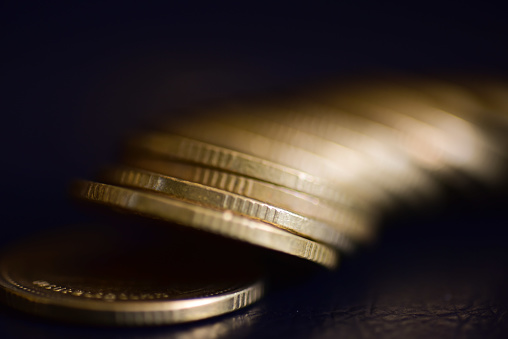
[0, 225, 265, 326]
[161, 120, 390, 208]
[123, 156, 376, 242]
[103, 167, 355, 250]
[128, 132, 363, 207]
[203, 103, 440, 207]
[73, 181, 340, 268]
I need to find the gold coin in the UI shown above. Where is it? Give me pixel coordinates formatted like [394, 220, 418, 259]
[320, 86, 494, 181]
[387, 77, 505, 183]
[159, 121, 389, 208]
[0, 225, 265, 326]
[123, 156, 376, 242]
[161, 120, 350, 181]
[195, 100, 440, 207]
[102, 166, 355, 250]
[309, 90, 457, 175]
[380, 74, 487, 115]
[425, 76, 508, 174]
[346, 80, 499, 180]
[73, 181, 339, 269]
[258, 100, 442, 202]
[202, 105, 434, 205]
[127, 132, 362, 208]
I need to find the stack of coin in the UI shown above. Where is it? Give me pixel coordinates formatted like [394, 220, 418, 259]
[1, 74, 507, 326]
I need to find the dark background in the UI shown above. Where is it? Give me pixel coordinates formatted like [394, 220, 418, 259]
[1, 1, 508, 338]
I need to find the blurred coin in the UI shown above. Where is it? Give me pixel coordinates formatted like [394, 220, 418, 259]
[0, 224, 265, 326]
[124, 156, 376, 242]
[204, 103, 437, 206]
[102, 167, 354, 251]
[159, 120, 388, 208]
[310, 91, 458, 176]
[73, 181, 339, 269]
[354, 77, 503, 183]
[325, 85, 495, 182]
[214, 99, 442, 205]
[438, 75, 508, 161]
[127, 132, 364, 208]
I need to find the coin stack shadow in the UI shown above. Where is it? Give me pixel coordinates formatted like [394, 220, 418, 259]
[2, 74, 507, 326]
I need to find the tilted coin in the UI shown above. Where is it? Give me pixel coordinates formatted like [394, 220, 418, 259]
[437, 75, 508, 163]
[161, 120, 352, 182]
[346, 79, 500, 182]
[378, 74, 488, 115]
[308, 91, 458, 175]
[123, 156, 376, 242]
[273, 99, 443, 202]
[159, 121, 390, 209]
[0, 225, 265, 326]
[202, 105, 436, 205]
[319, 87, 495, 182]
[126, 132, 365, 208]
[199, 99, 441, 204]
[73, 181, 340, 269]
[102, 166, 355, 251]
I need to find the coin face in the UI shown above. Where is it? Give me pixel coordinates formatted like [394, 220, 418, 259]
[73, 181, 340, 269]
[0, 225, 265, 326]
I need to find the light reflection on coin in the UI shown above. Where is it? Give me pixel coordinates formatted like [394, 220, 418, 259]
[317, 85, 493, 181]
[203, 102, 440, 206]
[102, 167, 355, 251]
[0, 225, 265, 326]
[73, 181, 340, 269]
[127, 132, 364, 208]
[160, 121, 390, 209]
[122, 156, 377, 243]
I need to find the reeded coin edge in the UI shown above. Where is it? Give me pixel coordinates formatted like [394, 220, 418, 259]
[104, 167, 354, 251]
[74, 181, 339, 269]
[129, 133, 361, 207]
[124, 156, 375, 242]
[0, 268, 265, 326]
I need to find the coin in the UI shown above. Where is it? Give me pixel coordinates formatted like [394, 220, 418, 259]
[102, 166, 355, 250]
[127, 132, 363, 207]
[202, 104, 436, 205]
[0, 224, 265, 326]
[321, 86, 494, 181]
[162, 120, 353, 181]
[346, 79, 501, 182]
[159, 120, 390, 209]
[215, 100, 441, 206]
[309, 91, 457, 175]
[123, 156, 376, 242]
[270, 99, 443, 202]
[73, 181, 340, 269]
[436, 76, 508, 166]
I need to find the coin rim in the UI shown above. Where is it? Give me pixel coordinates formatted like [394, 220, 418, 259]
[103, 166, 354, 251]
[124, 156, 375, 242]
[128, 132, 360, 206]
[0, 267, 264, 326]
[73, 181, 339, 269]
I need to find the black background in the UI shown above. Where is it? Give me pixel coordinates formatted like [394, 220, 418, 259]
[1, 1, 508, 338]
